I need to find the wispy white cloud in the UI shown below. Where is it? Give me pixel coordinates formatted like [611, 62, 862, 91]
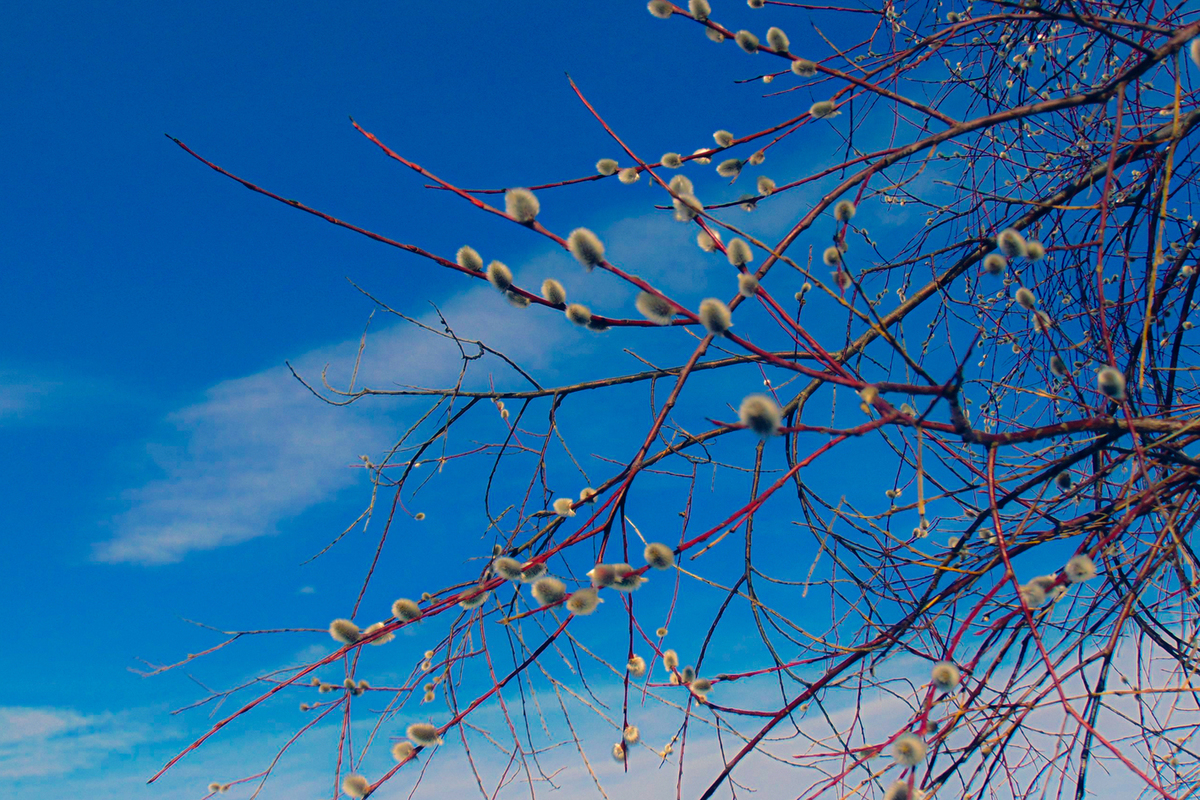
[0, 706, 157, 779]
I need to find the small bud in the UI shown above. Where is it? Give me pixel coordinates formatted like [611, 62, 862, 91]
[636, 291, 676, 325]
[567, 228, 606, 269]
[739, 394, 782, 436]
[329, 619, 361, 644]
[505, 188, 540, 223]
[532, 577, 567, 606]
[791, 58, 818, 77]
[596, 158, 619, 176]
[644, 542, 675, 570]
[891, 733, 927, 766]
[662, 152, 683, 168]
[726, 238, 753, 266]
[656, 627, 668, 637]
[713, 130, 735, 147]
[809, 100, 839, 119]
[566, 587, 602, 615]
[699, 298, 733, 335]
[456, 245, 483, 271]
[565, 303, 593, 326]
[342, 775, 371, 798]
[414, 511, 427, 520]
[486, 261, 513, 292]
[834, 200, 856, 221]
[618, 167, 640, 184]
[647, 0, 673, 18]
[552, 498, 576, 517]
[392, 599, 422, 621]
[407, 722, 443, 746]
[757, 176, 775, 195]
[738, 272, 759, 297]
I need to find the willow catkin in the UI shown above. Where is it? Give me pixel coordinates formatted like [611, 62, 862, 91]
[689, 0, 711, 19]
[713, 129, 735, 147]
[566, 587, 602, 614]
[1098, 366, 1126, 400]
[636, 291, 675, 325]
[739, 394, 782, 436]
[455, 245, 483, 271]
[531, 577, 567, 606]
[809, 100, 838, 118]
[342, 775, 371, 799]
[791, 58, 818, 76]
[618, 166, 640, 184]
[392, 598, 422, 621]
[757, 175, 775, 195]
[504, 188, 539, 223]
[834, 200, 856, 221]
[595, 158, 619, 176]
[644, 542, 675, 569]
[726, 238, 753, 266]
[329, 619, 361, 644]
[891, 733, 927, 766]
[486, 261, 512, 291]
[931, 661, 961, 692]
[766, 27, 789, 52]
[565, 303, 592, 326]
[716, 158, 743, 178]
[647, 0, 673, 18]
[566, 228, 605, 269]
[1065, 554, 1097, 582]
[738, 272, 759, 297]
[406, 722, 442, 746]
[997, 227, 1027, 257]
[540, 278, 567, 305]
[698, 298, 732, 334]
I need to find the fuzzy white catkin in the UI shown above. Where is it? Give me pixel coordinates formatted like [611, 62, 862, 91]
[748, 0, 764, 7]
[486, 261, 512, 291]
[565, 303, 593, 326]
[726, 238, 753, 266]
[505, 188, 539, 223]
[713, 129, 735, 147]
[407, 722, 442, 746]
[648, 0, 673, 18]
[458, 588, 490, 609]
[392, 741, 415, 762]
[662, 152, 683, 168]
[716, 158, 743, 177]
[624, 725, 640, 744]
[520, 563, 548, 583]
[567, 228, 605, 269]
[566, 587, 601, 614]
[363, 621, 395, 645]
[739, 394, 782, 436]
[791, 58, 817, 76]
[698, 298, 733, 334]
[644, 542, 675, 570]
[628, 655, 647, 676]
[823, 246, 842, 267]
[579, 486, 597, 503]
[611, 742, 626, 762]
[673, 194, 703, 222]
[541, 278, 567, 305]
[809, 100, 837, 118]
[456, 245, 483, 271]
[689, 0, 710, 19]
[931, 661, 961, 692]
[735, 30, 759, 52]
[834, 200, 856, 221]
[891, 733, 927, 766]
[1065, 554, 1097, 583]
[697, 229, 721, 252]
[1015, 286, 1036, 309]
[997, 227, 1027, 257]
[884, 781, 912, 800]
[505, 291, 530, 309]
[663, 649, 680, 670]
[342, 775, 371, 798]
[692, 147, 712, 164]
[553, 497, 576, 517]
[392, 598, 422, 621]
[493, 557, 524, 581]
[1191, 39, 1200, 69]
[596, 158, 619, 176]
[983, 253, 1007, 275]
[757, 176, 775, 195]
[532, 577, 567, 606]
[1098, 366, 1126, 400]
[738, 272, 759, 297]
[636, 292, 675, 325]
[329, 619, 361, 644]
[618, 167, 640, 184]
[1025, 240, 1046, 261]
[669, 174, 694, 195]
[766, 27, 789, 52]
[1020, 580, 1048, 608]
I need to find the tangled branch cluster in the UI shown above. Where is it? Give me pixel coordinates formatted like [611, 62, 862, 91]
[154, 2, 1200, 798]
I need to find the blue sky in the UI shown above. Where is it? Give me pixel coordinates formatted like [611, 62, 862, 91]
[6, 2, 1186, 798]
[1, 2, 879, 796]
